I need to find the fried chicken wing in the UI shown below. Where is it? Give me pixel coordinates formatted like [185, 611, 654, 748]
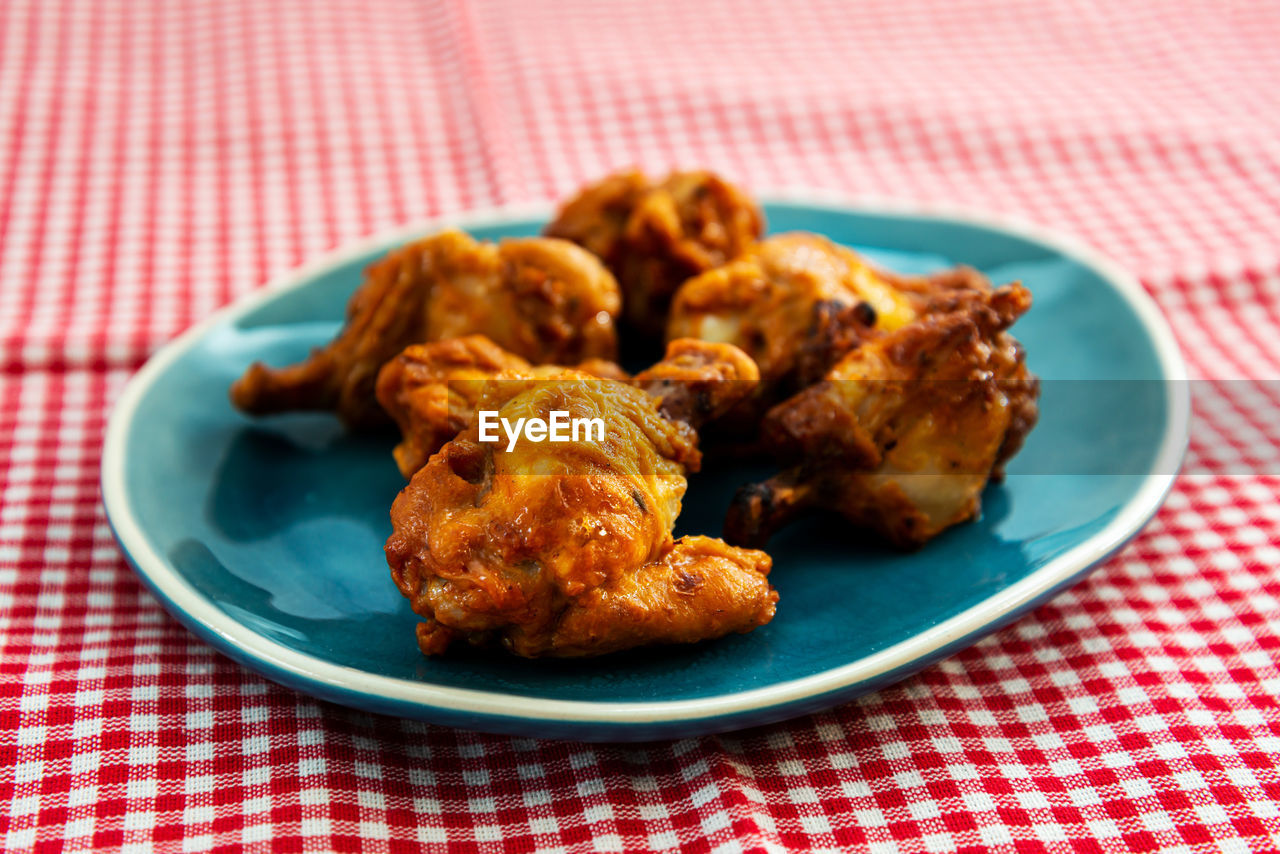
[546, 169, 763, 336]
[725, 283, 1039, 549]
[632, 338, 761, 425]
[384, 340, 776, 658]
[374, 334, 752, 480]
[230, 230, 621, 428]
[667, 233, 991, 388]
[665, 233, 1009, 451]
[375, 335, 628, 478]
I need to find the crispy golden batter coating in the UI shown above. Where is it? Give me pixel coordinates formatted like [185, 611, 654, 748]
[543, 170, 650, 263]
[375, 335, 629, 478]
[375, 336, 756, 479]
[669, 233, 937, 387]
[385, 342, 776, 658]
[229, 230, 621, 428]
[374, 336, 531, 479]
[666, 234, 1011, 451]
[725, 283, 1039, 549]
[633, 338, 761, 425]
[544, 535, 775, 658]
[546, 169, 763, 335]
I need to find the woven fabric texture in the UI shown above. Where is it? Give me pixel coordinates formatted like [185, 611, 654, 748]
[1, 1, 1278, 851]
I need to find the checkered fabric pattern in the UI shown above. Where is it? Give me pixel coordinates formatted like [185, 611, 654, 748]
[1, 0, 1278, 850]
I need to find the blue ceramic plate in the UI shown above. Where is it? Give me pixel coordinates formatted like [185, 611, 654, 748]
[102, 199, 1188, 741]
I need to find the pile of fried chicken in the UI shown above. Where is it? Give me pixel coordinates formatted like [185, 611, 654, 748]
[229, 169, 1039, 660]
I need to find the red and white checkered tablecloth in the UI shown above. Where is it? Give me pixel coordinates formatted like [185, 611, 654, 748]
[2, 0, 1279, 850]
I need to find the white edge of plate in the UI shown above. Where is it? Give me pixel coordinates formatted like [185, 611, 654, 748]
[101, 195, 1191, 726]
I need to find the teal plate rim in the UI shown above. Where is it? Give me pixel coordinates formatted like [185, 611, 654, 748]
[101, 196, 1190, 741]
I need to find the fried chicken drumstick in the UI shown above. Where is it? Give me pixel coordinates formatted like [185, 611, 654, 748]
[384, 339, 778, 658]
[545, 169, 763, 336]
[725, 282, 1039, 550]
[230, 230, 621, 428]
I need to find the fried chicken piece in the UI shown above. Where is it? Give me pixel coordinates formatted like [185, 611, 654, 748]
[374, 335, 746, 479]
[376, 335, 629, 478]
[385, 341, 776, 658]
[374, 336, 531, 478]
[546, 169, 763, 336]
[632, 338, 761, 425]
[667, 233, 997, 389]
[725, 283, 1039, 549]
[666, 234, 1008, 453]
[542, 536, 775, 658]
[229, 230, 621, 428]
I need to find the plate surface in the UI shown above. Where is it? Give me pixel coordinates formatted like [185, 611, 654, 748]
[102, 200, 1188, 741]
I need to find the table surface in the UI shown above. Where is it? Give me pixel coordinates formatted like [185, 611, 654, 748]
[2, 1, 1279, 851]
